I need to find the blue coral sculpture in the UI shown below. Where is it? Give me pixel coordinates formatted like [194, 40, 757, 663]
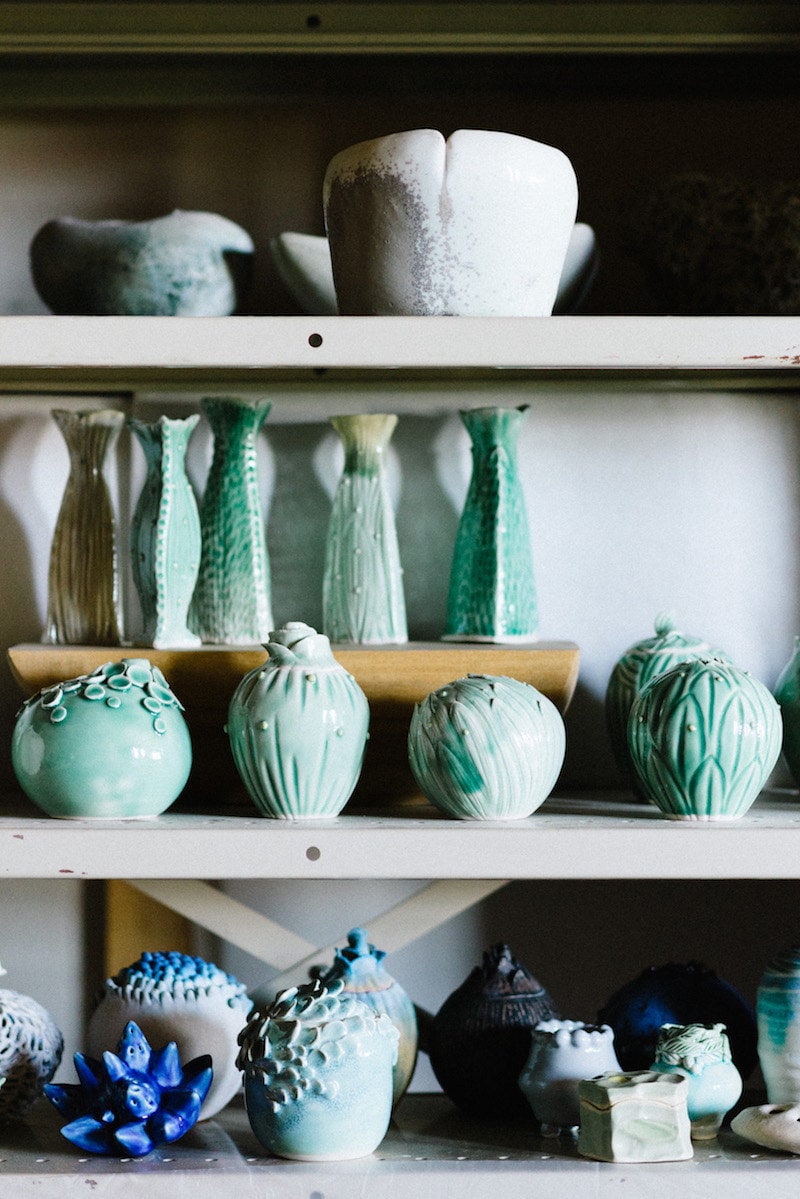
[44, 1020, 212, 1156]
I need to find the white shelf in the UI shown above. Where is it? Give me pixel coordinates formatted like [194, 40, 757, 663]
[0, 316, 798, 393]
[3, 791, 800, 881]
[3, 1093, 798, 1199]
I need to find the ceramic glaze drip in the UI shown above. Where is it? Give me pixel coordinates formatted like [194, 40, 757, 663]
[654, 1022, 733, 1072]
[45, 1021, 212, 1156]
[627, 657, 782, 821]
[45, 407, 124, 646]
[106, 952, 248, 1009]
[130, 414, 201, 649]
[323, 413, 407, 645]
[188, 395, 272, 645]
[408, 672, 565, 819]
[0, 984, 63, 1120]
[236, 977, 399, 1111]
[22, 658, 184, 736]
[444, 406, 539, 643]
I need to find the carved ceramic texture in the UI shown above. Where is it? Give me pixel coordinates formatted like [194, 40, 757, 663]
[88, 951, 252, 1120]
[323, 128, 578, 317]
[45, 408, 124, 645]
[409, 673, 565, 820]
[323, 413, 407, 644]
[45, 1020, 212, 1156]
[605, 612, 731, 788]
[130, 415, 201, 649]
[627, 658, 782, 820]
[12, 657, 192, 818]
[237, 977, 398, 1160]
[756, 945, 800, 1104]
[0, 982, 63, 1120]
[577, 1070, 693, 1162]
[651, 1022, 742, 1138]
[320, 927, 418, 1104]
[227, 621, 370, 818]
[188, 396, 272, 645]
[444, 406, 538, 642]
[30, 210, 254, 316]
[519, 1020, 621, 1133]
[773, 636, 800, 786]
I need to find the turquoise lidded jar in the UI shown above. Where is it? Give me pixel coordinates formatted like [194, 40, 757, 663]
[627, 657, 781, 820]
[319, 927, 418, 1104]
[12, 658, 191, 818]
[605, 612, 730, 789]
[227, 621, 369, 818]
[408, 673, 565, 819]
[237, 976, 398, 1160]
[651, 1022, 742, 1139]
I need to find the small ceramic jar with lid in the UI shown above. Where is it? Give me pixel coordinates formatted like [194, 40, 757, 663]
[578, 1070, 693, 1162]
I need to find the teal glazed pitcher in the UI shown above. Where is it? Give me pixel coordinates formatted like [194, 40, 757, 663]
[189, 395, 273, 645]
[130, 414, 201, 648]
[444, 405, 538, 642]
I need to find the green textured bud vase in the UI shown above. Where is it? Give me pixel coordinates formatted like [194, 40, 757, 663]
[227, 621, 370, 818]
[189, 395, 272, 645]
[45, 407, 124, 645]
[320, 927, 418, 1104]
[12, 658, 192, 818]
[408, 673, 565, 819]
[444, 406, 538, 642]
[130, 414, 201, 649]
[323, 413, 407, 644]
[773, 636, 800, 787]
[628, 658, 782, 821]
[606, 612, 731, 790]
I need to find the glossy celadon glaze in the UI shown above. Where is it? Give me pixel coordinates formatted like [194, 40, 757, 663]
[130, 414, 201, 649]
[188, 396, 272, 645]
[651, 1022, 742, 1138]
[577, 1070, 693, 1162]
[519, 1019, 621, 1134]
[45, 1021, 212, 1156]
[323, 128, 577, 317]
[605, 613, 731, 788]
[12, 658, 192, 819]
[756, 945, 800, 1105]
[0, 965, 63, 1121]
[408, 673, 565, 820]
[237, 977, 399, 1160]
[227, 622, 369, 818]
[45, 407, 125, 646]
[773, 637, 800, 786]
[30, 210, 254, 315]
[323, 413, 407, 645]
[87, 951, 252, 1120]
[320, 927, 418, 1104]
[627, 657, 782, 821]
[444, 406, 538, 643]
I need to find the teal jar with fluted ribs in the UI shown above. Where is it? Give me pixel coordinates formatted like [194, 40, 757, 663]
[628, 658, 781, 821]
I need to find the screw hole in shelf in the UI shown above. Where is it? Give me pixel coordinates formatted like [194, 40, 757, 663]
[306, 14, 322, 29]
[306, 845, 321, 861]
[308, 332, 323, 348]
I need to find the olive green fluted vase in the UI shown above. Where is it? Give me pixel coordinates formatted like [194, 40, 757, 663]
[130, 414, 201, 649]
[444, 405, 538, 642]
[45, 407, 124, 645]
[189, 395, 272, 645]
[323, 413, 407, 644]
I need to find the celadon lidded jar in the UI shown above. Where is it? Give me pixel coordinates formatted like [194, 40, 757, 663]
[605, 612, 730, 788]
[627, 657, 781, 821]
[227, 621, 369, 818]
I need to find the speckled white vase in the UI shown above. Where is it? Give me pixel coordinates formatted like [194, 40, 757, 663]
[87, 951, 252, 1119]
[323, 128, 578, 316]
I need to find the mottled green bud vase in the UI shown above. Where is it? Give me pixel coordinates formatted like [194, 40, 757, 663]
[189, 395, 272, 645]
[628, 658, 782, 820]
[323, 413, 407, 644]
[444, 406, 538, 642]
[408, 673, 565, 819]
[606, 612, 731, 789]
[130, 414, 201, 649]
[227, 621, 370, 818]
